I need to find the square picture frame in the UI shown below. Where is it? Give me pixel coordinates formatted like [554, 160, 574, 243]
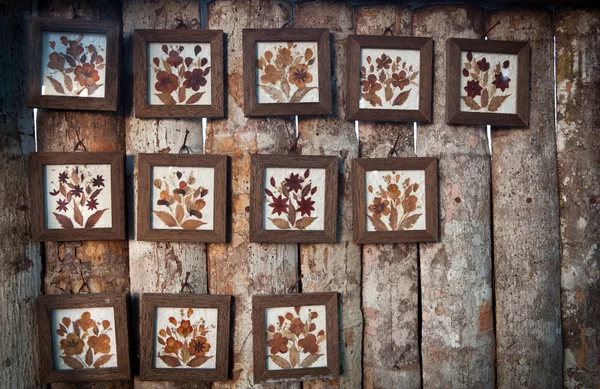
[29, 152, 126, 241]
[35, 292, 130, 383]
[252, 292, 339, 383]
[250, 154, 337, 243]
[140, 293, 231, 382]
[446, 38, 530, 126]
[27, 17, 121, 111]
[134, 29, 224, 118]
[137, 154, 228, 242]
[243, 28, 332, 116]
[352, 157, 438, 244]
[346, 35, 433, 123]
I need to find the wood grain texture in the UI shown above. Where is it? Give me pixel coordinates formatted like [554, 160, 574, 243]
[294, 2, 362, 388]
[122, 1, 208, 388]
[205, 1, 299, 388]
[556, 10, 600, 388]
[355, 9, 420, 387]
[413, 6, 495, 389]
[0, 1, 42, 387]
[487, 9, 563, 389]
[36, 2, 131, 388]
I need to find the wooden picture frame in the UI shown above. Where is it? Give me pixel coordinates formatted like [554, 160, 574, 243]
[250, 154, 337, 243]
[136, 154, 227, 242]
[446, 38, 530, 126]
[29, 152, 126, 241]
[346, 35, 433, 123]
[140, 294, 231, 382]
[35, 293, 130, 383]
[352, 157, 438, 244]
[27, 17, 121, 111]
[252, 292, 339, 383]
[243, 28, 332, 116]
[134, 29, 224, 118]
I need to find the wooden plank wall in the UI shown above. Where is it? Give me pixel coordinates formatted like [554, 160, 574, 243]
[3, 1, 599, 388]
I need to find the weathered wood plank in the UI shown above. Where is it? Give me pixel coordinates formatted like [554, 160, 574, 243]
[205, 1, 299, 388]
[487, 9, 563, 388]
[0, 1, 42, 387]
[122, 1, 208, 388]
[294, 2, 362, 388]
[413, 6, 495, 389]
[354, 5, 420, 389]
[556, 11, 600, 388]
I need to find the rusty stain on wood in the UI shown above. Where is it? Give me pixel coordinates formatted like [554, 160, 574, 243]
[354, 5, 421, 389]
[206, 1, 299, 388]
[555, 8, 600, 389]
[295, 2, 362, 388]
[487, 9, 563, 389]
[413, 6, 495, 389]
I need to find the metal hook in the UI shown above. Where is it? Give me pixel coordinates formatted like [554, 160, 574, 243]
[180, 272, 194, 294]
[387, 131, 402, 158]
[78, 270, 90, 293]
[482, 21, 500, 39]
[179, 129, 190, 154]
[175, 18, 188, 29]
[72, 126, 87, 152]
[287, 275, 303, 293]
[281, 17, 294, 29]
[383, 22, 395, 36]
[72, 0, 81, 19]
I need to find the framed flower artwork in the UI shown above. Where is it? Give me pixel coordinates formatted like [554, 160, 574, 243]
[140, 294, 231, 381]
[242, 28, 332, 116]
[35, 293, 130, 383]
[252, 292, 339, 383]
[346, 35, 433, 123]
[136, 154, 227, 242]
[27, 18, 121, 111]
[446, 38, 530, 126]
[29, 152, 126, 241]
[352, 157, 438, 244]
[250, 155, 338, 243]
[134, 29, 224, 118]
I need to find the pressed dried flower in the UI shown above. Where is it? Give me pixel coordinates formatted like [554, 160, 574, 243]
[268, 332, 289, 354]
[464, 80, 483, 98]
[189, 336, 211, 357]
[60, 333, 84, 356]
[298, 333, 319, 354]
[269, 195, 288, 216]
[74, 63, 100, 88]
[288, 64, 313, 88]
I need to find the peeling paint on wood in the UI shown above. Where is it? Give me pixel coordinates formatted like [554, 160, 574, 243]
[487, 9, 563, 389]
[413, 6, 495, 389]
[295, 2, 362, 388]
[354, 5, 420, 389]
[0, 1, 42, 388]
[205, 1, 299, 388]
[122, 1, 208, 388]
[555, 8, 600, 389]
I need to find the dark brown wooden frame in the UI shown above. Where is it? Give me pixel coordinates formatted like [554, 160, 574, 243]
[140, 294, 231, 382]
[35, 293, 130, 383]
[242, 29, 332, 116]
[136, 154, 228, 242]
[29, 152, 126, 241]
[346, 35, 433, 123]
[352, 157, 438, 243]
[134, 29, 224, 118]
[252, 292, 339, 383]
[27, 17, 121, 111]
[446, 38, 530, 126]
[250, 154, 338, 243]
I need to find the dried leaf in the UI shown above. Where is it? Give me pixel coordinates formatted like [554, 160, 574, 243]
[464, 62, 472, 70]
[73, 322, 80, 337]
[53, 213, 74, 229]
[481, 88, 489, 108]
[385, 83, 393, 102]
[410, 71, 419, 81]
[281, 77, 290, 98]
[153, 179, 162, 189]
[301, 184, 311, 197]
[389, 205, 398, 230]
[181, 219, 207, 230]
[289, 344, 299, 368]
[90, 188, 102, 200]
[470, 72, 480, 81]
[62, 54, 76, 67]
[461, 96, 481, 110]
[294, 217, 316, 230]
[489, 85, 497, 98]
[61, 356, 84, 369]
[85, 209, 108, 228]
[175, 204, 184, 224]
[367, 214, 388, 231]
[47, 76, 65, 94]
[290, 87, 317, 103]
[288, 205, 296, 226]
[483, 71, 489, 86]
[193, 199, 206, 211]
[488, 94, 510, 112]
[62, 317, 71, 327]
[300, 353, 323, 368]
[368, 185, 373, 193]
[362, 92, 382, 107]
[64, 74, 73, 92]
[158, 354, 181, 367]
[187, 355, 213, 367]
[162, 44, 168, 54]
[304, 48, 313, 61]
[73, 203, 83, 226]
[269, 218, 291, 229]
[402, 196, 418, 213]
[155, 93, 177, 105]
[399, 213, 422, 230]
[393, 89, 411, 106]
[187, 308, 193, 317]
[178, 86, 186, 103]
[85, 348, 93, 366]
[260, 85, 285, 103]
[153, 211, 178, 227]
[158, 337, 165, 345]
[185, 92, 205, 105]
[268, 354, 292, 369]
[162, 59, 172, 74]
